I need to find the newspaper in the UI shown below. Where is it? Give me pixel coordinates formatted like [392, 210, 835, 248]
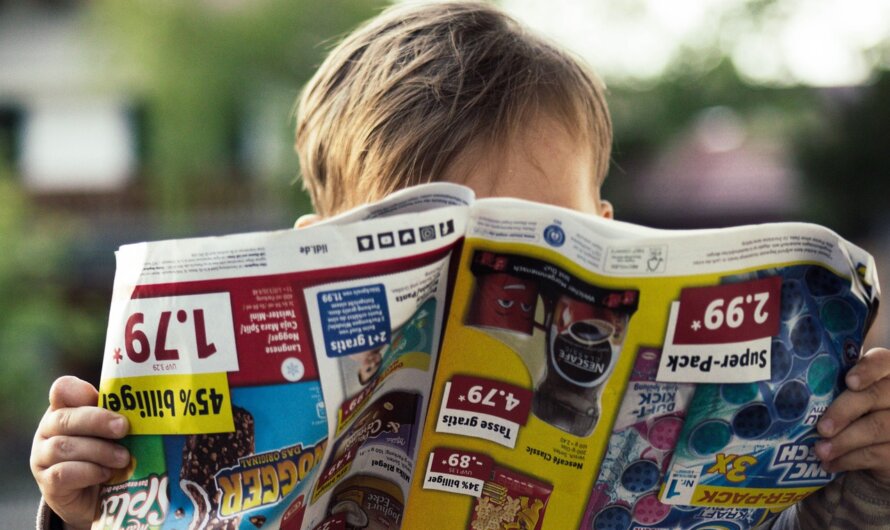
[92, 183, 880, 530]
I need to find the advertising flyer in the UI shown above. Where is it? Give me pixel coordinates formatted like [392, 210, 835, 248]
[92, 183, 879, 530]
[403, 198, 878, 530]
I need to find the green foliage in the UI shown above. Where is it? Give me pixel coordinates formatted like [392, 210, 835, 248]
[795, 71, 890, 237]
[608, 60, 817, 158]
[0, 166, 67, 432]
[604, 61, 819, 217]
[89, 0, 385, 227]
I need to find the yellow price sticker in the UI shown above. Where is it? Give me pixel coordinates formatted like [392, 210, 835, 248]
[99, 373, 234, 435]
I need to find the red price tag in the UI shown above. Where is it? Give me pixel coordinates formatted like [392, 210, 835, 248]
[316, 445, 357, 489]
[106, 293, 239, 379]
[428, 448, 493, 482]
[446, 375, 532, 425]
[673, 277, 781, 345]
[337, 379, 377, 431]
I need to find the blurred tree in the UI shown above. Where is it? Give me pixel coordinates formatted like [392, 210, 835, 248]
[604, 60, 819, 221]
[90, 0, 384, 229]
[795, 70, 890, 238]
[0, 156, 66, 442]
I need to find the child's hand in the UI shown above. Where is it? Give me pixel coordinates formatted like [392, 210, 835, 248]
[30, 376, 131, 530]
[816, 348, 890, 484]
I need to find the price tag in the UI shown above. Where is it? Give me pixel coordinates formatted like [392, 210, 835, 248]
[313, 446, 358, 498]
[658, 277, 781, 383]
[423, 448, 493, 497]
[104, 293, 239, 379]
[435, 375, 532, 448]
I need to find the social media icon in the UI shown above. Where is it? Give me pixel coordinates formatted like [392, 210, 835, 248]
[378, 232, 395, 248]
[439, 219, 455, 236]
[357, 235, 374, 251]
[419, 225, 436, 242]
[399, 229, 416, 245]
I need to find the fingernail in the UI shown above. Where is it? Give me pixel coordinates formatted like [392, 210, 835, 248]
[816, 441, 832, 459]
[111, 417, 127, 437]
[847, 374, 861, 390]
[818, 418, 834, 436]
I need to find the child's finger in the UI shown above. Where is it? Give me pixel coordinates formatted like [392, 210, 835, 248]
[36, 460, 112, 498]
[820, 442, 890, 485]
[32, 434, 130, 471]
[48, 375, 99, 410]
[816, 409, 890, 465]
[294, 213, 321, 228]
[845, 348, 890, 391]
[38, 406, 128, 440]
[817, 377, 890, 438]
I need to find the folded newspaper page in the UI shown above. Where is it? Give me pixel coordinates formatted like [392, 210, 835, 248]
[92, 183, 879, 530]
[92, 184, 468, 530]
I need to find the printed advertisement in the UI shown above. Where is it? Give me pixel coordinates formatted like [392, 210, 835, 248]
[404, 198, 879, 530]
[91, 184, 880, 530]
[93, 185, 467, 530]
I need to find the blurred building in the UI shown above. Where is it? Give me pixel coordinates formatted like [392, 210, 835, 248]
[0, 2, 302, 288]
[632, 106, 801, 228]
[0, 5, 137, 192]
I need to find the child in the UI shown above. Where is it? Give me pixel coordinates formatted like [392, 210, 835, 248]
[31, 2, 890, 529]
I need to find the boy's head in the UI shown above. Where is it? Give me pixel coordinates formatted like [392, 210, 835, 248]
[294, 1, 612, 217]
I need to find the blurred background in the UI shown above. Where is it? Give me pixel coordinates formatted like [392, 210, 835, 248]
[2, 0, 889, 523]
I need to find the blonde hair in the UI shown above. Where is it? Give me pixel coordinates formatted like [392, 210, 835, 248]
[295, 1, 612, 216]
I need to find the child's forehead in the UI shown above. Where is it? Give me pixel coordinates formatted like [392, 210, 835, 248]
[443, 115, 605, 214]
